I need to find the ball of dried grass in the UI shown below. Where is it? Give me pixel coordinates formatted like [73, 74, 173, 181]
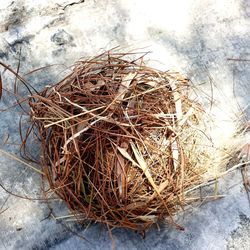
[29, 51, 213, 231]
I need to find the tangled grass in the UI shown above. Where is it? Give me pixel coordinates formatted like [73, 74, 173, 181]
[24, 51, 222, 231]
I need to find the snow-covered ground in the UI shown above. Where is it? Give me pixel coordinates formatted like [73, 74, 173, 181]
[0, 0, 250, 249]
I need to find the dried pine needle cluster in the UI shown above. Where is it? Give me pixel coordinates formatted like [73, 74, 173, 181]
[29, 52, 215, 231]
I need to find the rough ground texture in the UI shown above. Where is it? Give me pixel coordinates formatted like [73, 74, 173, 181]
[0, 0, 250, 249]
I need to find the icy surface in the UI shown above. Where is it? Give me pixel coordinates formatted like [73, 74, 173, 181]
[0, 0, 250, 249]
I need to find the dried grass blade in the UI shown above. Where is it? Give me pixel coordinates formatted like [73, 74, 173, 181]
[178, 107, 194, 127]
[171, 139, 179, 171]
[169, 80, 182, 121]
[117, 72, 136, 102]
[130, 142, 183, 229]
[0, 149, 44, 175]
[116, 153, 126, 198]
[63, 118, 102, 151]
[130, 142, 160, 194]
[45, 106, 105, 128]
[116, 144, 139, 167]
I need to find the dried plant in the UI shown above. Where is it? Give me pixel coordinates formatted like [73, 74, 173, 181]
[25, 51, 223, 231]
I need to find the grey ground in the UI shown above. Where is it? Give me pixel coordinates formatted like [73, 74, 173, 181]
[0, 0, 250, 249]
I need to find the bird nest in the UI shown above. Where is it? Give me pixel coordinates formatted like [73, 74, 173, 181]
[28, 52, 216, 231]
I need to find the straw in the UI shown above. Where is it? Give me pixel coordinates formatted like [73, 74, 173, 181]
[25, 51, 223, 231]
